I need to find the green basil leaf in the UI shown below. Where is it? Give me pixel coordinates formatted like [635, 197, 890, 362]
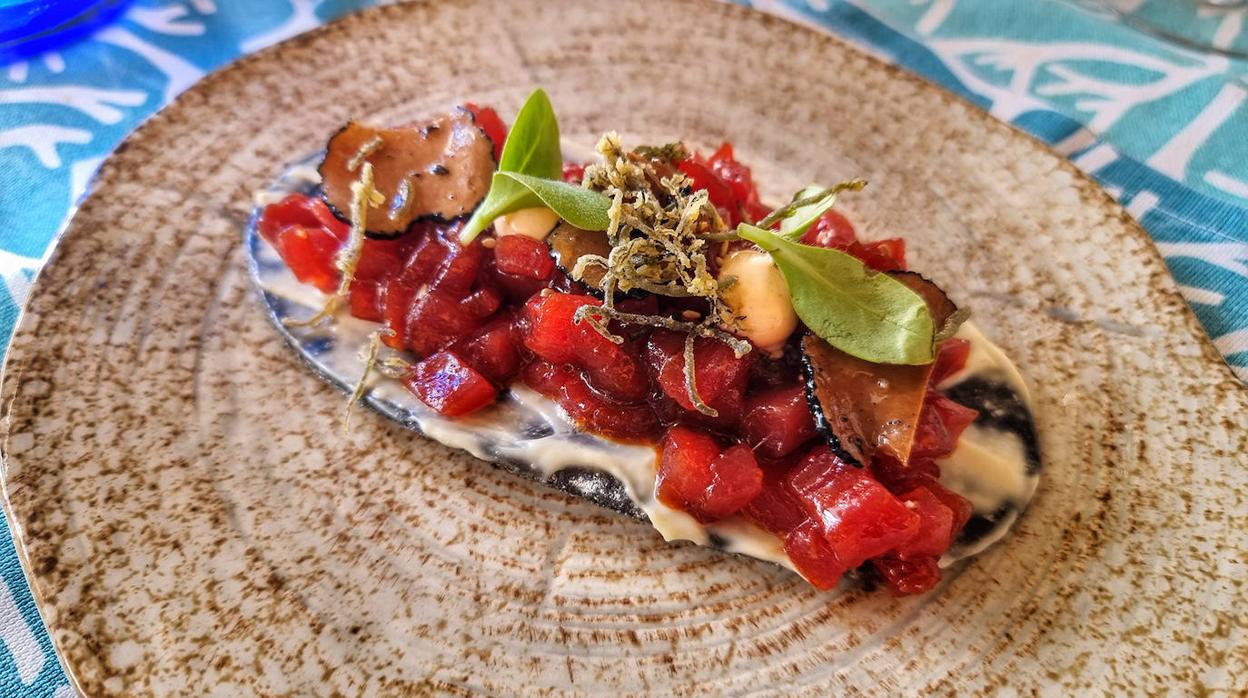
[493, 172, 612, 231]
[737, 224, 935, 365]
[461, 88, 563, 242]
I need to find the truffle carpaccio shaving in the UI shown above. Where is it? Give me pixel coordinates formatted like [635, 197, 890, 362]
[319, 108, 495, 236]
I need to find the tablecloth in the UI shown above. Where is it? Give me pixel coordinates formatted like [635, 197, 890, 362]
[0, 0, 1244, 694]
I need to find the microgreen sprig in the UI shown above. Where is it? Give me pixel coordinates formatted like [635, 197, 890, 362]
[460, 89, 613, 243]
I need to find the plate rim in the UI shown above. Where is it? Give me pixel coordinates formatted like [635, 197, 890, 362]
[1, 0, 1244, 692]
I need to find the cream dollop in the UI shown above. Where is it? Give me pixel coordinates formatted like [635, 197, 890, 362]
[718, 249, 798, 355]
[494, 207, 559, 240]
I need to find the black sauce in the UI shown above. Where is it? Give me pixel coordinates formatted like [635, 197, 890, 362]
[945, 377, 1042, 474]
[957, 506, 1015, 548]
[546, 468, 646, 519]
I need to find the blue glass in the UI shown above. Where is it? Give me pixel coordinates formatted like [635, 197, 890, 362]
[0, 0, 132, 62]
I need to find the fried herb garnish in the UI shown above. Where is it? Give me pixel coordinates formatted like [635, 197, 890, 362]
[572, 133, 751, 414]
[572, 304, 751, 355]
[761, 178, 867, 234]
[285, 161, 384, 328]
[345, 328, 389, 431]
[683, 332, 716, 417]
[347, 136, 383, 172]
[934, 307, 972, 343]
[343, 329, 417, 431]
[579, 134, 732, 319]
[632, 142, 689, 164]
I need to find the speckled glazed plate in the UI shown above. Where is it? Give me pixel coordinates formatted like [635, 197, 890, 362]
[1, 1, 1245, 695]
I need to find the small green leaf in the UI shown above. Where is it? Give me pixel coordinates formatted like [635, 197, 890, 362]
[494, 172, 612, 231]
[496, 89, 562, 179]
[461, 88, 564, 243]
[738, 224, 935, 365]
[777, 185, 833, 240]
[757, 179, 867, 240]
[460, 175, 528, 242]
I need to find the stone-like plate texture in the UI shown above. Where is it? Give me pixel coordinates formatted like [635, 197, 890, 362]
[1, 1, 1245, 694]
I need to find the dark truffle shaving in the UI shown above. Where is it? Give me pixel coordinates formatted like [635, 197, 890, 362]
[800, 348, 865, 464]
[800, 271, 962, 467]
[318, 108, 495, 238]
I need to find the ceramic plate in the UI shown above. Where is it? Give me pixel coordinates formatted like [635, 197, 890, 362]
[2, 1, 1245, 694]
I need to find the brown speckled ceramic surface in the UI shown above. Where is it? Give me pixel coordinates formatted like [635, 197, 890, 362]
[1, 1, 1246, 694]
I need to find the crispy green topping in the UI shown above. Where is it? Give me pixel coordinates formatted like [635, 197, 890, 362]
[338, 163, 386, 288]
[632, 142, 689, 164]
[934, 307, 972, 343]
[569, 133, 755, 414]
[579, 137, 732, 311]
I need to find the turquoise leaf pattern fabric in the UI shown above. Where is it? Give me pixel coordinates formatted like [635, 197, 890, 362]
[0, 0, 1244, 693]
[747, 0, 1248, 380]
